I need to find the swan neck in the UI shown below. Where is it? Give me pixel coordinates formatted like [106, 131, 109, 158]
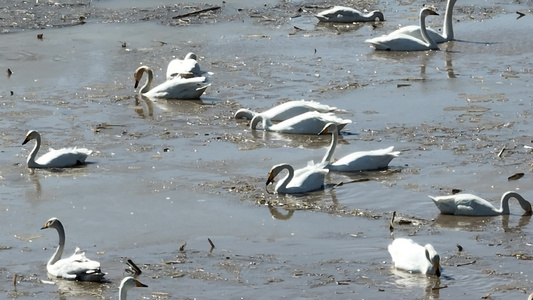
[140, 68, 153, 94]
[49, 223, 66, 266]
[277, 165, 294, 192]
[27, 135, 41, 168]
[235, 109, 254, 120]
[443, 0, 455, 40]
[322, 129, 338, 164]
[419, 12, 432, 47]
[119, 286, 129, 300]
[500, 192, 530, 214]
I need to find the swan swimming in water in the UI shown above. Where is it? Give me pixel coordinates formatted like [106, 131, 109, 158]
[388, 238, 441, 277]
[250, 111, 351, 135]
[22, 130, 92, 168]
[166, 52, 203, 80]
[429, 191, 532, 216]
[365, 8, 440, 51]
[119, 277, 147, 300]
[41, 218, 106, 282]
[134, 65, 209, 100]
[319, 123, 399, 171]
[266, 162, 329, 194]
[315, 6, 385, 23]
[235, 100, 338, 121]
[389, 0, 457, 43]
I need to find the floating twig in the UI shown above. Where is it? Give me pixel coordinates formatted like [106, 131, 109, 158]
[13, 274, 17, 288]
[516, 11, 525, 19]
[126, 259, 142, 275]
[457, 244, 463, 252]
[7, 68, 13, 77]
[179, 242, 187, 252]
[172, 6, 221, 19]
[37, 33, 43, 40]
[456, 260, 476, 267]
[508, 173, 524, 181]
[389, 211, 396, 235]
[497, 146, 506, 158]
[208, 238, 215, 253]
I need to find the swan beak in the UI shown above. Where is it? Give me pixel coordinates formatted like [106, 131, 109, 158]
[22, 136, 30, 145]
[41, 222, 50, 230]
[429, 10, 439, 16]
[134, 79, 140, 89]
[134, 279, 148, 287]
[319, 127, 328, 135]
[435, 263, 441, 277]
[266, 172, 275, 186]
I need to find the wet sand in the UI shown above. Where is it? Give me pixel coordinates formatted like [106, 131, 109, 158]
[1, 0, 533, 299]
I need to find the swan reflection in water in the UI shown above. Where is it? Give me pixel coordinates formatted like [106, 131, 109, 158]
[434, 213, 531, 232]
[250, 128, 350, 150]
[389, 267, 443, 299]
[133, 94, 211, 117]
[265, 187, 342, 220]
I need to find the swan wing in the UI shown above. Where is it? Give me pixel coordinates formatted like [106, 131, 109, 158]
[388, 238, 431, 274]
[269, 111, 351, 134]
[166, 58, 202, 80]
[48, 250, 104, 281]
[316, 6, 363, 22]
[330, 146, 399, 171]
[430, 193, 499, 216]
[389, 25, 446, 43]
[366, 33, 437, 51]
[35, 147, 92, 168]
[146, 76, 209, 100]
[264, 100, 338, 121]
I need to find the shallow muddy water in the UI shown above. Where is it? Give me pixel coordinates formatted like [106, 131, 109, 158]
[1, 0, 533, 299]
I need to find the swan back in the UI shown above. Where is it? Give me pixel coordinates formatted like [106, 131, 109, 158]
[388, 238, 441, 276]
[428, 192, 533, 216]
[119, 277, 148, 300]
[236, 100, 338, 121]
[253, 111, 351, 134]
[266, 163, 328, 194]
[315, 6, 384, 22]
[166, 52, 202, 80]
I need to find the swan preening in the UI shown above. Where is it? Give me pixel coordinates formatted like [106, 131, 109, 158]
[134, 66, 209, 100]
[391, 0, 456, 43]
[166, 52, 203, 80]
[315, 6, 384, 23]
[251, 111, 351, 135]
[235, 100, 339, 121]
[388, 238, 441, 277]
[430, 191, 532, 216]
[365, 8, 440, 51]
[320, 123, 399, 172]
[266, 162, 329, 194]
[119, 277, 147, 300]
[22, 130, 92, 168]
[41, 218, 105, 282]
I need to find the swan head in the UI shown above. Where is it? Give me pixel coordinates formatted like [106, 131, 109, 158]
[234, 108, 255, 120]
[424, 244, 441, 277]
[371, 11, 385, 21]
[133, 66, 150, 89]
[250, 114, 264, 130]
[319, 122, 338, 135]
[41, 217, 61, 230]
[120, 277, 148, 291]
[421, 7, 439, 18]
[22, 130, 40, 145]
[184, 52, 198, 60]
[266, 163, 288, 187]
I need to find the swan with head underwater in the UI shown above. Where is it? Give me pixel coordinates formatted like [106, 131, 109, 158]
[250, 111, 351, 135]
[365, 7, 440, 51]
[315, 6, 384, 23]
[266, 161, 329, 194]
[166, 52, 210, 80]
[22, 130, 92, 168]
[235, 100, 340, 122]
[388, 238, 441, 277]
[134, 65, 210, 100]
[41, 217, 106, 281]
[319, 123, 399, 171]
[429, 191, 532, 216]
[388, 0, 457, 43]
[119, 277, 148, 300]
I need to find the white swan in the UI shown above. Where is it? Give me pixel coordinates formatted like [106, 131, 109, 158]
[388, 238, 441, 277]
[266, 162, 329, 194]
[389, 0, 456, 43]
[134, 65, 209, 100]
[166, 52, 203, 80]
[235, 100, 338, 121]
[22, 130, 92, 168]
[315, 6, 384, 23]
[119, 277, 147, 300]
[319, 123, 399, 171]
[429, 191, 532, 216]
[251, 111, 351, 135]
[365, 8, 439, 51]
[41, 218, 105, 281]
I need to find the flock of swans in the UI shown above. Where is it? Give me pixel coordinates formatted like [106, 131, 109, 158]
[18, 0, 532, 295]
